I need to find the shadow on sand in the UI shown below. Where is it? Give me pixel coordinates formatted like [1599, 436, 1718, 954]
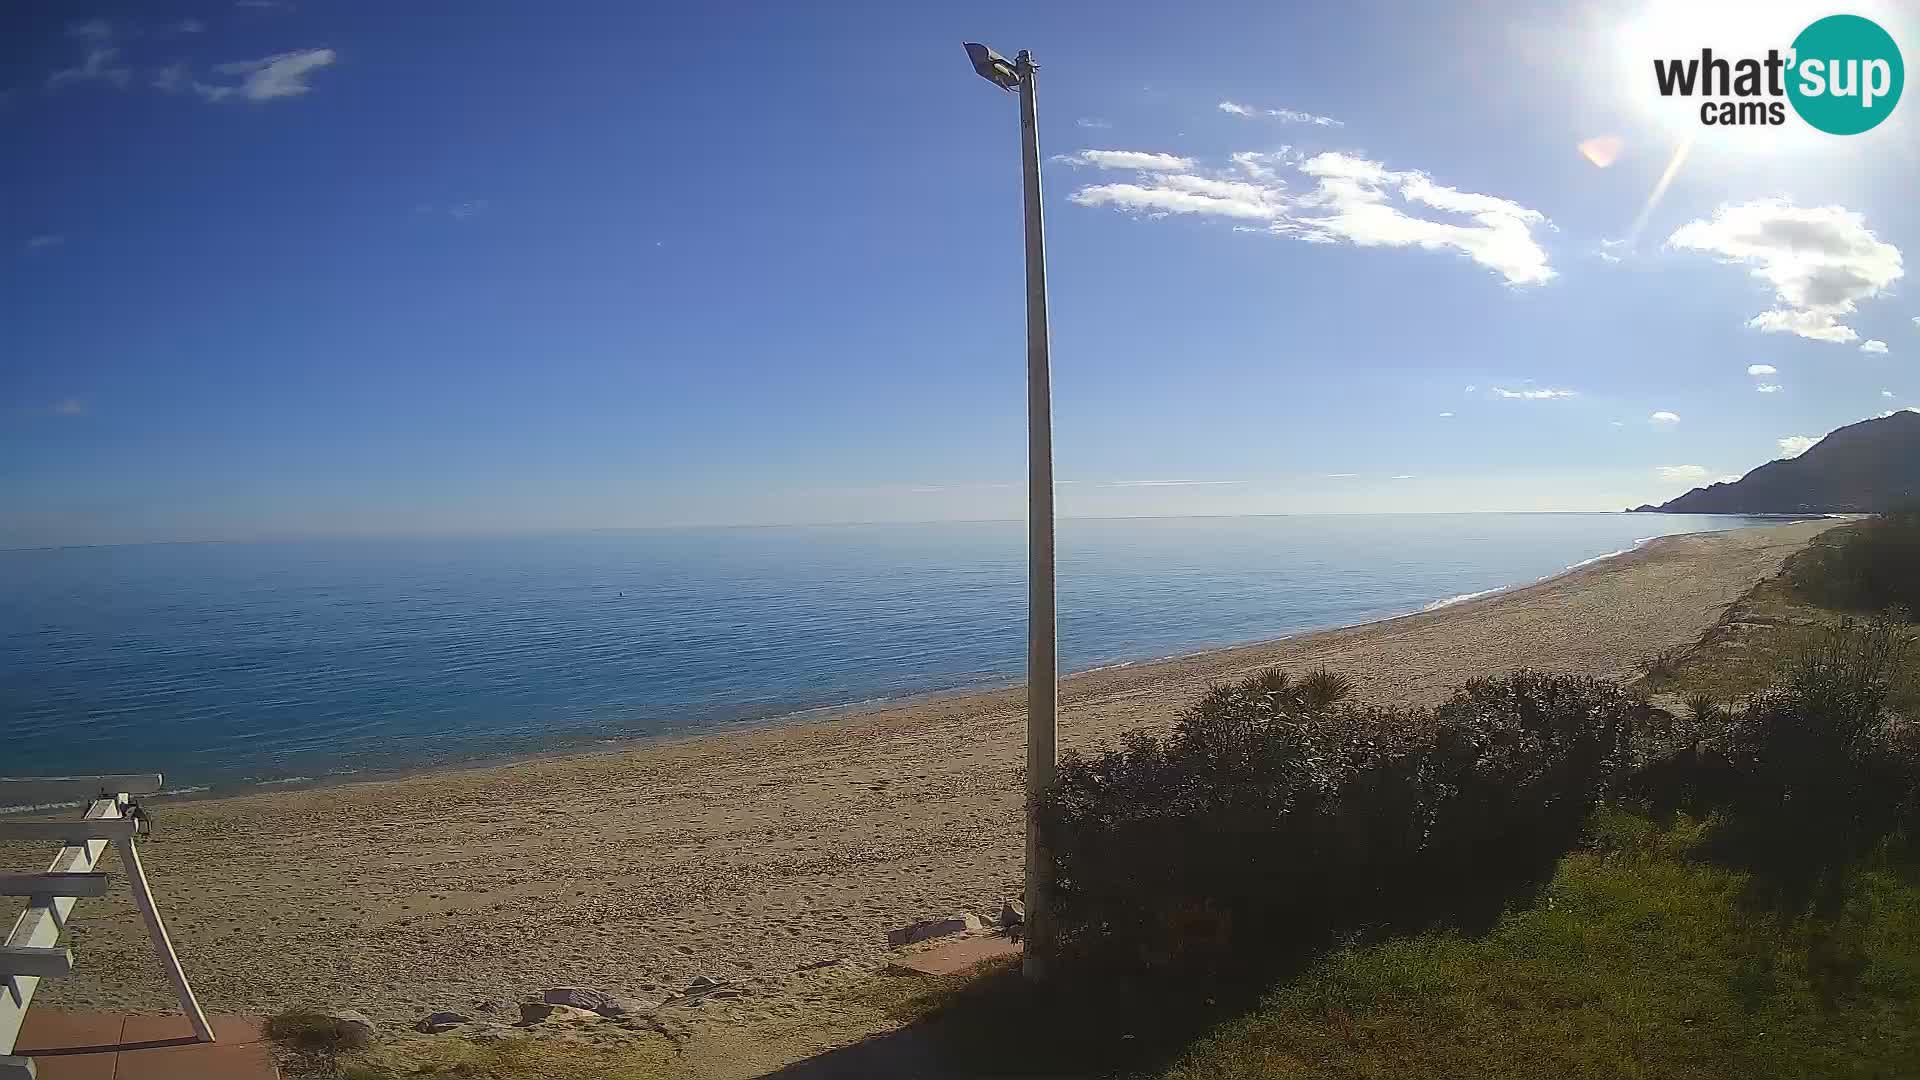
[751, 1019, 1097, 1080]
[750, 1022, 957, 1079]
[745, 957, 1247, 1080]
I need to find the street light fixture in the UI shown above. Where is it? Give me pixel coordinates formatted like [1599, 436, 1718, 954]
[964, 42, 1023, 92]
[963, 41, 1057, 983]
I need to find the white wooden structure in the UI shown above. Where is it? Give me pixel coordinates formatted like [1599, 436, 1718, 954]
[0, 775, 212, 1080]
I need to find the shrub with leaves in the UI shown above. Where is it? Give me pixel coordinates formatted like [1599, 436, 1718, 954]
[1690, 616, 1920, 910]
[1407, 672, 1645, 909]
[1040, 668, 1651, 978]
[1789, 510, 1920, 617]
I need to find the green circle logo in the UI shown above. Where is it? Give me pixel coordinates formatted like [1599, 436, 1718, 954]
[1788, 14, 1903, 134]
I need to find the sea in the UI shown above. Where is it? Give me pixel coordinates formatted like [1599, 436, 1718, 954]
[0, 514, 1786, 798]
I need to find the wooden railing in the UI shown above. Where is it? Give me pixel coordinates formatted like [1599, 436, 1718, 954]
[0, 775, 212, 1080]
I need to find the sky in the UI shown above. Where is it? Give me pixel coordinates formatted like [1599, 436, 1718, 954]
[3, 0, 1918, 547]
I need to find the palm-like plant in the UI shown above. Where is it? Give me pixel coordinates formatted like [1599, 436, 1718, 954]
[1296, 668, 1356, 713]
[1684, 693, 1723, 725]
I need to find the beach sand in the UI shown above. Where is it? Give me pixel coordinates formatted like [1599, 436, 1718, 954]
[3, 519, 1836, 1075]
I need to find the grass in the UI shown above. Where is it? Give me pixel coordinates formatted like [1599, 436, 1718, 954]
[848, 811, 1920, 1079]
[1638, 552, 1920, 717]
[1162, 811, 1920, 1079]
[1640, 575, 1827, 706]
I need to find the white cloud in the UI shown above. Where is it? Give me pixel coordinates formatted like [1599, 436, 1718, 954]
[1438, 411, 1454, 418]
[1056, 149, 1195, 172]
[1463, 384, 1476, 393]
[1717, 475, 1742, 484]
[1491, 386, 1576, 399]
[448, 199, 489, 220]
[25, 234, 64, 251]
[1777, 435, 1817, 458]
[1075, 117, 1111, 129]
[1756, 383, 1782, 393]
[194, 48, 336, 103]
[1065, 144, 1556, 284]
[1657, 465, 1710, 483]
[1068, 149, 1554, 285]
[1861, 339, 1889, 354]
[1217, 100, 1342, 126]
[52, 398, 86, 416]
[1284, 152, 1552, 284]
[1649, 410, 1680, 424]
[1746, 364, 1776, 376]
[1391, 474, 1416, 480]
[1267, 107, 1342, 126]
[1745, 309, 1849, 340]
[1157, 173, 1283, 202]
[1069, 182, 1280, 220]
[1668, 199, 1904, 344]
[1229, 151, 1286, 181]
[173, 18, 206, 33]
[1884, 390, 1897, 398]
[47, 48, 132, 90]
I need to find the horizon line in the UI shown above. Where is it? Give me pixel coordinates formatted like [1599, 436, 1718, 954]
[0, 508, 1808, 554]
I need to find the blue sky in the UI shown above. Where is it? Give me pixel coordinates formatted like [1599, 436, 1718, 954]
[3, 1, 1917, 547]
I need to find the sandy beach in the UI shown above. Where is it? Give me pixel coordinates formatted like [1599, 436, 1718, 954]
[3, 519, 1836, 1074]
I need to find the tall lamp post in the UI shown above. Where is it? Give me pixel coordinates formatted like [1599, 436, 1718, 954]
[964, 41, 1056, 981]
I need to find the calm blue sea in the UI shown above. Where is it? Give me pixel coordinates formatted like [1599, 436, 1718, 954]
[0, 514, 1782, 794]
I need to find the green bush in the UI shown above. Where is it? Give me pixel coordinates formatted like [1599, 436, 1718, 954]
[1040, 669, 1649, 978]
[1692, 617, 1920, 910]
[1790, 511, 1920, 616]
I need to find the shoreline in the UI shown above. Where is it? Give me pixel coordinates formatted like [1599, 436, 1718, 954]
[3, 519, 1838, 1076]
[25, 518, 1801, 813]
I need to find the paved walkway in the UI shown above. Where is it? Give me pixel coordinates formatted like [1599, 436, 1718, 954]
[13, 1011, 277, 1079]
[889, 934, 1020, 976]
